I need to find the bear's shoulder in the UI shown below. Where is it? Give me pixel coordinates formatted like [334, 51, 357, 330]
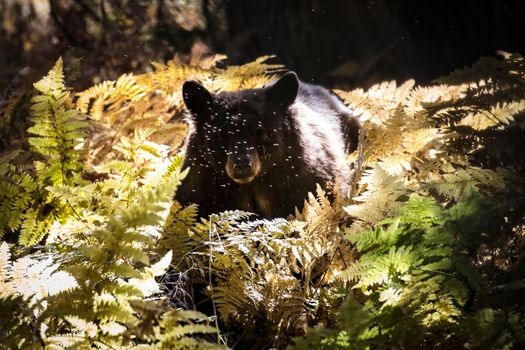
[295, 80, 349, 115]
[292, 80, 359, 153]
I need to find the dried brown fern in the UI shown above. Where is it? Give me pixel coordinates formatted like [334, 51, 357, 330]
[75, 55, 283, 166]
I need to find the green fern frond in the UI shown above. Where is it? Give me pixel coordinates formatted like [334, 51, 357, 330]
[336, 263, 363, 284]
[28, 58, 87, 187]
[429, 166, 506, 201]
[0, 164, 37, 238]
[18, 208, 54, 247]
[41, 168, 189, 347]
[397, 194, 444, 229]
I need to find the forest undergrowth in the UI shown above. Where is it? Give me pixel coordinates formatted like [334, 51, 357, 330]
[1, 53, 525, 349]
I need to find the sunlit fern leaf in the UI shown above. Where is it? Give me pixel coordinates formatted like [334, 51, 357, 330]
[28, 57, 87, 188]
[405, 84, 465, 115]
[335, 80, 414, 122]
[0, 242, 13, 297]
[76, 74, 148, 121]
[18, 208, 43, 247]
[401, 127, 443, 156]
[349, 219, 404, 254]
[215, 55, 284, 91]
[42, 170, 188, 347]
[157, 309, 223, 349]
[435, 56, 504, 85]
[1, 249, 76, 304]
[33, 58, 66, 95]
[459, 100, 525, 130]
[397, 194, 444, 230]
[148, 59, 213, 86]
[336, 263, 363, 284]
[296, 184, 337, 225]
[345, 165, 407, 225]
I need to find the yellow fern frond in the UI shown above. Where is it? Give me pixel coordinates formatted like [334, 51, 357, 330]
[459, 100, 525, 130]
[345, 166, 407, 225]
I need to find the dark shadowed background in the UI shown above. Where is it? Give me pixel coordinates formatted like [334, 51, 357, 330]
[1, 0, 525, 91]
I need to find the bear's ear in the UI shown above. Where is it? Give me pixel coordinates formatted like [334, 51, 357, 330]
[182, 80, 214, 121]
[266, 71, 299, 108]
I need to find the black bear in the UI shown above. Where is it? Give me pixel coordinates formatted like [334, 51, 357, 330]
[175, 71, 360, 218]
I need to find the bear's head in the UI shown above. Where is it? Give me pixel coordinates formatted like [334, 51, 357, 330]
[182, 72, 299, 185]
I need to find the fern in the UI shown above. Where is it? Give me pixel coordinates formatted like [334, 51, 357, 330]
[0, 161, 64, 246]
[312, 195, 457, 347]
[161, 186, 352, 347]
[2, 52, 525, 348]
[344, 165, 407, 227]
[75, 55, 282, 166]
[0, 294, 37, 350]
[213, 55, 283, 91]
[312, 190, 523, 348]
[429, 53, 525, 131]
[0, 165, 36, 240]
[28, 57, 87, 187]
[157, 309, 223, 349]
[428, 166, 506, 201]
[0, 58, 88, 245]
[41, 168, 222, 348]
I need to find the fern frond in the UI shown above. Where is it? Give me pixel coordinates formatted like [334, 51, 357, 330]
[429, 166, 506, 201]
[28, 57, 87, 187]
[335, 80, 415, 123]
[345, 165, 407, 225]
[336, 263, 363, 284]
[19, 208, 53, 247]
[215, 55, 284, 91]
[435, 56, 504, 85]
[157, 309, 223, 349]
[0, 294, 37, 349]
[0, 242, 13, 297]
[398, 194, 444, 229]
[46, 168, 186, 345]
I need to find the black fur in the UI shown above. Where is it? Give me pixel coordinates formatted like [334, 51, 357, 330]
[176, 71, 360, 218]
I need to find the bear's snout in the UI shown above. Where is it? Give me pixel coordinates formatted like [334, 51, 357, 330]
[226, 152, 261, 185]
[233, 160, 253, 178]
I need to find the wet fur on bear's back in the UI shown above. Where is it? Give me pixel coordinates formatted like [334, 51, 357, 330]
[175, 72, 360, 218]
